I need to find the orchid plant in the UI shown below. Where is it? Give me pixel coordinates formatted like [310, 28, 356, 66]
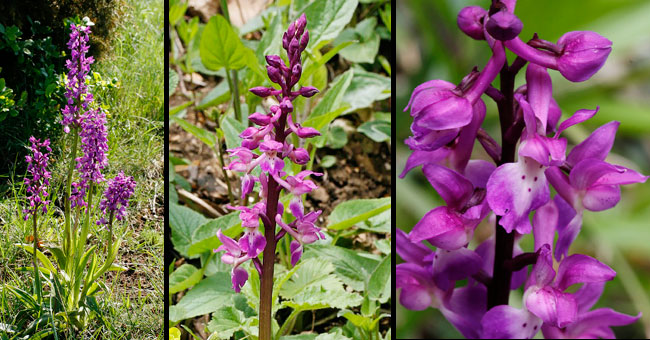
[398, 1, 647, 338]
[17, 21, 137, 330]
[212, 14, 325, 340]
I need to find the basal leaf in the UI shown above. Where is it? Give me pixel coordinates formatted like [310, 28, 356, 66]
[303, 0, 359, 50]
[206, 306, 252, 339]
[200, 15, 249, 70]
[327, 197, 391, 231]
[169, 264, 203, 294]
[170, 272, 235, 322]
[221, 115, 245, 150]
[171, 116, 215, 148]
[196, 80, 230, 110]
[188, 212, 242, 256]
[367, 254, 391, 301]
[357, 120, 391, 143]
[309, 69, 354, 120]
[170, 203, 209, 258]
[279, 258, 343, 299]
[303, 244, 379, 291]
[342, 67, 390, 113]
[283, 286, 362, 311]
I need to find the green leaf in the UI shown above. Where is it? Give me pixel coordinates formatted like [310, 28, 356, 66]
[280, 334, 318, 340]
[196, 80, 230, 110]
[302, 0, 359, 50]
[327, 197, 391, 231]
[171, 116, 215, 148]
[206, 306, 254, 339]
[315, 330, 353, 340]
[169, 68, 179, 97]
[342, 67, 391, 113]
[200, 15, 250, 70]
[170, 272, 236, 322]
[221, 115, 245, 150]
[320, 155, 337, 168]
[367, 255, 391, 300]
[379, 3, 391, 34]
[256, 11, 283, 63]
[188, 213, 242, 256]
[170, 203, 209, 258]
[283, 286, 363, 311]
[327, 126, 348, 149]
[301, 40, 355, 81]
[169, 264, 203, 294]
[334, 18, 380, 64]
[359, 208, 391, 233]
[303, 244, 379, 291]
[279, 258, 343, 299]
[309, 69, 354, 120]
[169, 0, 188, 26]
[357, 120, 391, 142]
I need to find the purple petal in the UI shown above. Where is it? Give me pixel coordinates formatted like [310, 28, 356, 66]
[573, 282, 605, 314]
[396, 263, 435, 311]
[525, 286, 577, 327]
[555, 254, 616, 291]
[568, 308, 641, 337]
[546, 98, 562, 134]
[463, 159, 496, 189]
[528, 244, 556, 288]
[396, 228, 433, 265]
[448, 99, 486, 172]
[486, 10, 523, 41]
[526, 63, 552, 133]
[422, 164, 474, 210]
[594, 164, 649, 186]
[533, 199, 558, 252]
[480, 305, 542, 339]
[404, 125, 459, 152]
[399, 149, 448, 178]
[556, 107, 599, 137]
[232, 266, 249, 293]
[440, 283, 487, 339]
[290, 240, 302, 267]
[554, 196, 582, 261]
[567, 121, 619, 166]
[409, 207, 470, 250]
[416, 95, 474, 130]
[432, 247, 483, 291]
[545, 166, 578, 207]
[486, 160, 550, 234]
[569, 159, 620, 190]
[404, 80, 455, 116]
[289, 197, 304, 220]
[557, 31, 612, 82]
[457, 6, 487, 41]
[216, 229, 241, 255]
[582, 184, 620, 211]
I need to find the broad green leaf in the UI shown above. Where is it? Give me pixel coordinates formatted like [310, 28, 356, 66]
[256, 10, 283, 63]
[280, 334, 318, 340]
[170, 203, 209, 258]
[279, 258, 343, 299]
[321, 155, 336, 168]
[170, 272, 236, 322]
[206, 306, 253, 339]
[169, 68, 179, 97]
[357, 120, 391, 142]
[342, 67, 390, 113]
[302, 0, 359, 50]
[301, 40, 355, 81]
[169, 264, 203, 294]
[188, 213, 242, 256]
[171, 116, 215, 148]
[359, 208, 391, 233]
[283, 286, 362, 311]
[315, 330, 353, 340]
[309, 69, 354, 120]
[327, 197, 391, 231]
[379, 4, 391, 34]
[196, 80, 230, 110]
[303, 244, 379, 291]
[221, 115, 245, 150]
[367, 255, 391, 300]
[169, 0, 188, 26]
[200, 15, 249, 70]
[334, 18, 380, 64]
[177, 16, 200, 46]
[327, 126, 348, 149]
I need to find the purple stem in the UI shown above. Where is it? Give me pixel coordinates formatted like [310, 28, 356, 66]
[505, 37, 558, 70]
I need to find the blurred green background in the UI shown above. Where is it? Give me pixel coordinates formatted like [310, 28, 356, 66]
[396, 0, 650, 338]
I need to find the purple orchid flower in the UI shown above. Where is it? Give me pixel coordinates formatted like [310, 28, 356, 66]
[24, 137, 52, 219]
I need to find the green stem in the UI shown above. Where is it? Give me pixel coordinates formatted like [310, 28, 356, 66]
[32, 212, 41, 303]
[64, 131, 79, 262]
[225, 67, 241, 122]
[276, 309, 301, 338]
[214, 117, 234, 203]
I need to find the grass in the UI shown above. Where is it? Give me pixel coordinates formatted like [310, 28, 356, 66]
[0, 0, 163, 338]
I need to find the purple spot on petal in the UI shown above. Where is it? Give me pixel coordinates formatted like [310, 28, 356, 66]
[521, 175, 526, 180]
[534, 176, 538, 181]
[522, 323, 527, 328]
[528, 188, 531, 192]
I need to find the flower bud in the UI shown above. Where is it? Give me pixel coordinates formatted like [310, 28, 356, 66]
[290, 147, 310, 164]
[280, 98, 293, 113]
[457, 6, 487, 40]
[295, 14, 307, 38]
[250, 86, 273, 97]
[486, 11, 522, 41]
[296, 126, 320, 138]
[267, 65, 282, 84]
[300, 29, 309, 51]
[299, 86, 319, 97]
[287, 21, 296, 40]
[405, 79, 473, 130]
[282, 32, 289, 50]
[248, 112, 271, 126]
[556, 31, 612, 82]
[265, 55, 283, 68]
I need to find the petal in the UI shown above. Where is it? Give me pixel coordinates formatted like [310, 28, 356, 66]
[290, 240, 302, 267]
[404, 79, 455, 115]
[546, 98, 562, 134]
[528, 244, 556, 288]
[556, 107, 599, 137]
[448, 99, 486, 171]
[409, 207, 469, 250]
[545, 166, 578, 207]
[526, 63, 552, 133]
[417, 95, 474, 130]
[216, 229, 241, 255]
[396, 263, 435, 311]
[289, 197, 304, 220]
[554, 200, 582, 261]
[440, 283, 487, 339]
[248, 232, 267, 258]
[463, 159, 496, 189]
[396, 228, 433, 265]
[405, 124, 459, 152]
[582, 184, 620, 211]
[422, 164, 474, 210]
[533, 199, 558, 252]
[486, 160, 550, 234]
[594, 164, 648, 186]
[232, 266, 249, 293]
[481, 305, 542, 339]
[573, 282, 605, 314]
[399, 149, 449, 178]
[567, 121, 619, 166]
[569, 159, 620, 190]
[525, 286, 577, 327]
[569, 308, 641, 338]
[555, 254, 616, 291]
[432, 248, 483, 291]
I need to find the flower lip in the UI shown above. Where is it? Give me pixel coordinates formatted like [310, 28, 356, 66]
[457, 6, 487, 40]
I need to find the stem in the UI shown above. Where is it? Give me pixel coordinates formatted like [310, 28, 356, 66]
[487, 60, 520, 309]
[259, 113, 288, 340]
[32, 212, 41, 303]
[225, 67, 241, 122]
[214, 116, 234, 203]
[64, 131, 79, 261]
